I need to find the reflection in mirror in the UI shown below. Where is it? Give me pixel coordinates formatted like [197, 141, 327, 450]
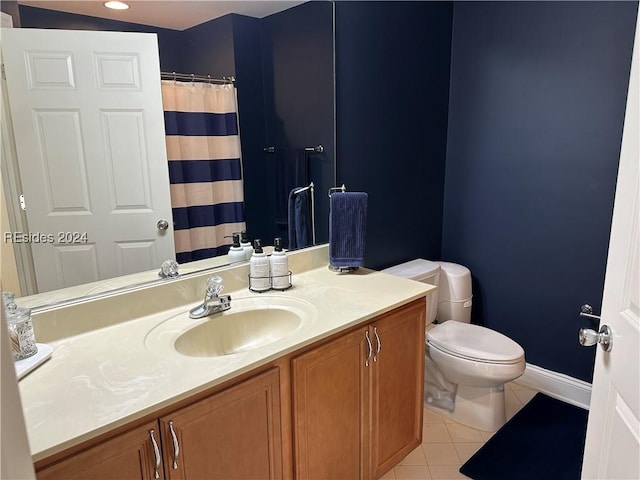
[0, 1, 335, 308]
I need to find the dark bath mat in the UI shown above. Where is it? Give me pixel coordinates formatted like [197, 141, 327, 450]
[460, 393, 588, 480]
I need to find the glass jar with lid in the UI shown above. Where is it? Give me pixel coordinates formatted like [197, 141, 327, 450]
[5, 306, 38, 360]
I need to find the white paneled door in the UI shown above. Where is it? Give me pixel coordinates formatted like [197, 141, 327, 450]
[581, 15, 639, 480]
[2, 29, 174, 292]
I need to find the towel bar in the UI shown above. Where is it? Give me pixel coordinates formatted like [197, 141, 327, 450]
[328, 185, 346, 197]
[264, 145, 324, 153]
[290, 182, 316, 246]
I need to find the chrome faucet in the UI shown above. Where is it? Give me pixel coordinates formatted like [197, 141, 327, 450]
[159, 259, 179, 279]
[189, 276, 232, 319]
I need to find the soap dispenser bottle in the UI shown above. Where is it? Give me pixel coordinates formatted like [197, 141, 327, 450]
[249, 239, 271, 291]
[270, 237, 290, 290]
[240, 230, 254, 260]
[227, 233, 246, 264]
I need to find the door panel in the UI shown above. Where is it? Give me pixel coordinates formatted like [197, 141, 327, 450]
[34, 109, 91, 212]
[53, 244, 99, 287]
[102, 110, 153, 210]
[161, 368, 282, 480]
[292, 328, 369, 480]
[581, 14, 639, 480]
[370, 302, 425, 478]
[36, 421, 162, 480]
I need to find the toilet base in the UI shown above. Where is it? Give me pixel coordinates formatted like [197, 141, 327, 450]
[425, 384, 507, 432]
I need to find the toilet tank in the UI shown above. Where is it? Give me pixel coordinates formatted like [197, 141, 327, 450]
[382, 259, 440, 324]
[434, 261, 472, 324]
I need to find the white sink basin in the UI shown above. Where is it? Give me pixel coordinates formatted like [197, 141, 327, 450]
[145, 295, 317, 357]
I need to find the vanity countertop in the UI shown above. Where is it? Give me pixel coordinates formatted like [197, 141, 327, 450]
[18, 262, 433, 462]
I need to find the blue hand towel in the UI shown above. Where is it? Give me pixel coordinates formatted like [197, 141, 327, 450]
[274, 149, 308, 223]
[329, 192, 368, 269]
[288, 187, 313, 250]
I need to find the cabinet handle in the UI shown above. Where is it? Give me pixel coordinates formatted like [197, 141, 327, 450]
[169, 420, 180, 469]
[373, 326, 381, 363]
[365, 330, 373, 367]
[149, 429, 161, 479]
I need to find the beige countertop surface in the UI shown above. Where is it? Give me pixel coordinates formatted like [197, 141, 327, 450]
[18, 250, 433, 463]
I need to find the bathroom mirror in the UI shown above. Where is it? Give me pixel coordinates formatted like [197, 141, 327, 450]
[1, 1, 335, 308]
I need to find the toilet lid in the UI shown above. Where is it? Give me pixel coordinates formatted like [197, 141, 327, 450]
[427, 322, 524, 364]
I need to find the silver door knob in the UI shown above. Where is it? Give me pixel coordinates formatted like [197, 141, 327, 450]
[579, 325, 613, 352]
[157, 219, 170, 231]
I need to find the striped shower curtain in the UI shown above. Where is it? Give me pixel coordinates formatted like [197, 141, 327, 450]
[161, 81, 246, 264]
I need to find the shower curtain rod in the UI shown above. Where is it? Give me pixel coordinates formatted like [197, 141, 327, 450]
[161, 71, 235, 84]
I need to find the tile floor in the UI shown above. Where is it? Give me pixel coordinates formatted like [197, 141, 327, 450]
[382, 382, 539, 480]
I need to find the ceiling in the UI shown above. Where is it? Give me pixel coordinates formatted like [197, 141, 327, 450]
[17, 1, 307, 30]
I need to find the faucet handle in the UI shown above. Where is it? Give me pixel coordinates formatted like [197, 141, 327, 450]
[159, 259, 179, 278]
[206, 276, 224, 297]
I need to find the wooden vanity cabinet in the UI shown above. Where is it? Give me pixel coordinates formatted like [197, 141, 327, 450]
[36, 420, 163, 480]
[159, 367, 283, 480]
[34, 300, 424, 480]
[36, 368, 282, 480]
[292, 299, 426, 480]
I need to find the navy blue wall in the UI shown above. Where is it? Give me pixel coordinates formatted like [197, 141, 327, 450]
[334, 1, 636, 382]
[18, 5, 183, 68]
[261, 1, 335, 246]
[335, 1, 453, 270]
[179, 14, 236, 75]
[231, 15, 269, 246]
[442, 1, 637, 382]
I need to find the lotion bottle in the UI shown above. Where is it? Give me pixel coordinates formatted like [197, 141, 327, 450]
[227, 233, 245, 264]
[270, 237, 290, 290]
[240, 230, 254, 260]
[249, 239, 271, 291]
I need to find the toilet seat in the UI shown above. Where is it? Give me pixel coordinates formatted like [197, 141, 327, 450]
[427, 322, 524, 365]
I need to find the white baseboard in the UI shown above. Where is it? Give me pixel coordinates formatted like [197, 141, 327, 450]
[514, 363, 592, 410]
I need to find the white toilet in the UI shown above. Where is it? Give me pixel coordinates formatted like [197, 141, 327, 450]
[383, 259, 525, 431]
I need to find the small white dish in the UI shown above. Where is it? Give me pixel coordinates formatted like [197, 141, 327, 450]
[15, 343, 53, 380]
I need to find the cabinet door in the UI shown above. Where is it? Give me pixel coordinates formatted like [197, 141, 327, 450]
[369, 301, 426, 478]
[292, 327, 371, 480]
[37, 421, 163, 480]
[160, 368, 282, 480]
